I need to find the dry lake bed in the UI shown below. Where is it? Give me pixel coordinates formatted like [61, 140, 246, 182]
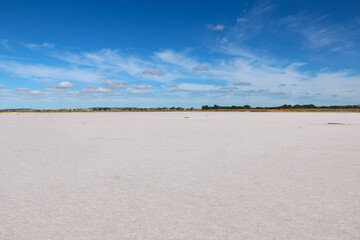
[0, 112, 359, 240]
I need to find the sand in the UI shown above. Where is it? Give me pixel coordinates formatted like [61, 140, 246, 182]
[0, 112, 359, 240]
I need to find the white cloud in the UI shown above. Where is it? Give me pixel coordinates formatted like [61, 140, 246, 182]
[130, 90, 153, 98]
[13, 88, 46, 99]
[162, 84, 187, 92]
[178, 83, 219, 91]
[142, 69, 166, 76]
[13, 88, 32, 94]
[0, 37, 359, 105]
[189, 92, 207, 97]
[210, 86, 237, 93]
[132, 84, 155, 90]
[104, 80, 129, 89]
[207, 24, 225, 31]
[234, 81, 251, 86]
[247, 89, 287, 96]
[57, 86, 121, 99]
[80, 86, 112, 94]
[56, 81, 74, 89]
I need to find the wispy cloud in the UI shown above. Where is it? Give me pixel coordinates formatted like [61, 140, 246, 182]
[21, 42, 55, 50]
[0, 61, 103, 83]
[209, 3, 276, 60]
[178, 83, 219, 91]
[189, 92, 207, 97]
[55, 49, 185, 83]
[279, 12, 360, 51]
[57, 49, 146, 76]
[155, 50, 197, 69]
[212, 2, 359, 61]
[207, 24, 225, 31]
[218, 3, 274, 46]
[0, 39, 10, 50]
[192, 66, 209, 71]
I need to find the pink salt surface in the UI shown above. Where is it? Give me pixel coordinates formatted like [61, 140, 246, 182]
[0, 112, 359, 240]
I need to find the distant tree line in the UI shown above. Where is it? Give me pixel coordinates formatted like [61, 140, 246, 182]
[202, 104, 251, 110]
[1, 105, 359, 112]
[0, 107, 196, 112]
[202, 104, 360, 110]
[90, 107, 194, 111]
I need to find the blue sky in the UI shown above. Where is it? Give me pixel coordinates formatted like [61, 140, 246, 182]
[0, 0, 359, 108]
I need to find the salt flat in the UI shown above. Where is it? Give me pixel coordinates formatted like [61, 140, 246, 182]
[0, 112, 359, 240]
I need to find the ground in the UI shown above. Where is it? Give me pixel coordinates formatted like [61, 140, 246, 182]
[0, 112, 359, 239]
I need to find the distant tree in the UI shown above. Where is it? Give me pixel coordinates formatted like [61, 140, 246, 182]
[279, 104, 292, 109]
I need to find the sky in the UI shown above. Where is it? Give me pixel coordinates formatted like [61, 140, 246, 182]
[0, 0, 360, 109]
